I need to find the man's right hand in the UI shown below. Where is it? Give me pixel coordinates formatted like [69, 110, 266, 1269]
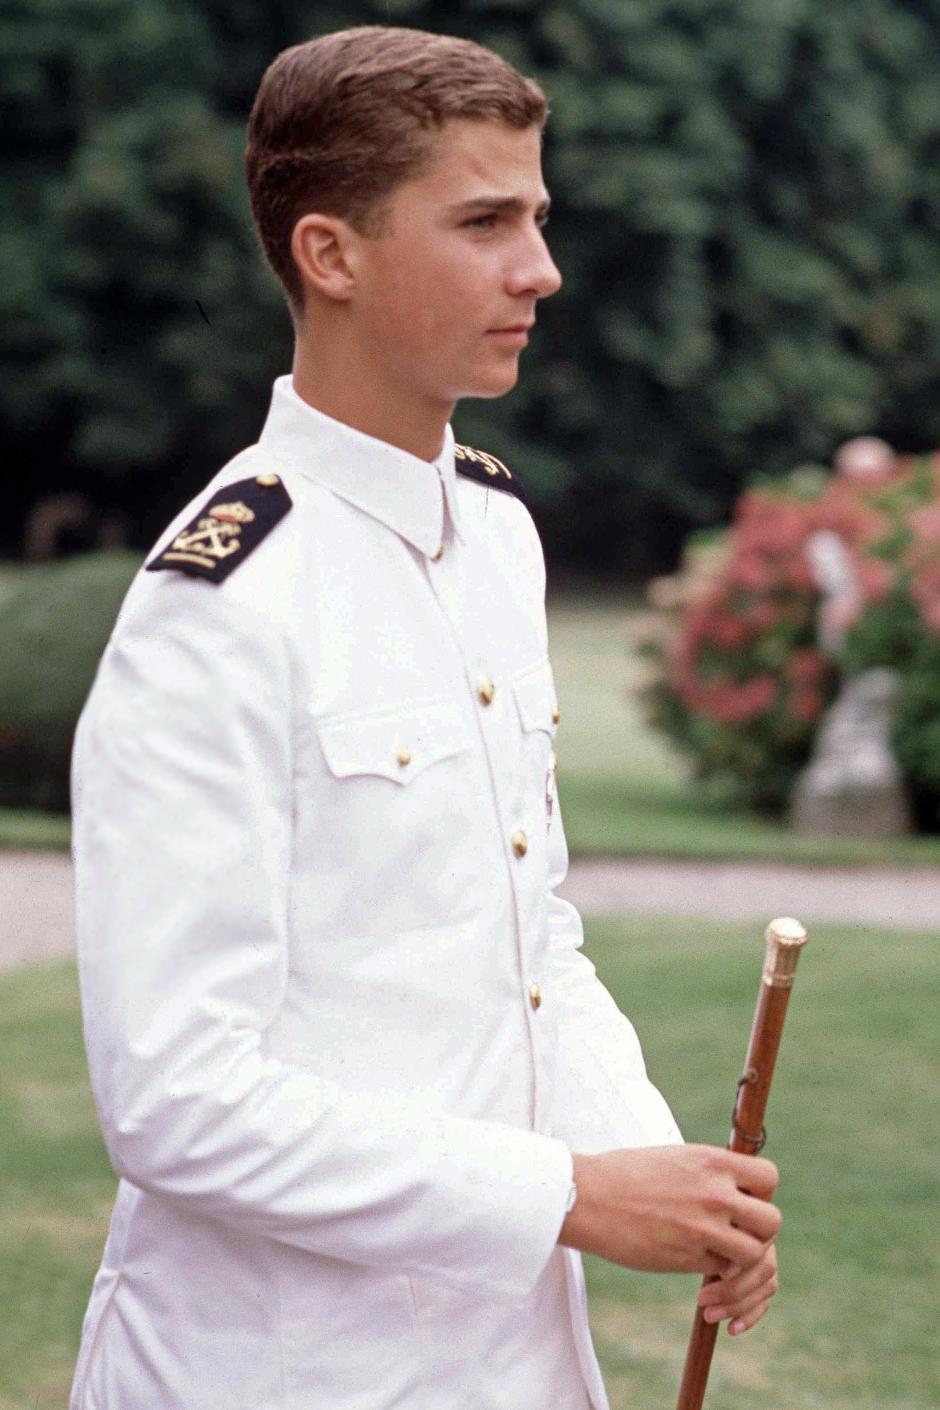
[558, 1145, 781, 1277]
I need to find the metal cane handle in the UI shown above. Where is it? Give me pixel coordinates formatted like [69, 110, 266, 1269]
[762, 917, 808, 989]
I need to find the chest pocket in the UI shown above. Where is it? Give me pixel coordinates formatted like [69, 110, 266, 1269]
[511, 657, 559, 738]
[316, 697, 471, 784]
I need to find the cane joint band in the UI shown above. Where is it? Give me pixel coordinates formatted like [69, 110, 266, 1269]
[731, 1116, 767, 1151]
[733, 1074, 767, 1150]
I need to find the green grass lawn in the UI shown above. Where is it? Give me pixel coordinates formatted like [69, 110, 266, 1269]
[582, 915, 940, 1409]
[2, 918, 937, 1408]
[547, 588, 940, 866]
[0, 809, 70, 852]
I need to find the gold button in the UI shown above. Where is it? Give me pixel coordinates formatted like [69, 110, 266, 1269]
[256, 474, 281, 487]
[528, 983, 542, 1011]
[511, 829, 528, 857]
[477, 677, 495, 706]
[431, 543, 444, 562]
[551, 704, 560, 725]
[396, 746, 412, 767]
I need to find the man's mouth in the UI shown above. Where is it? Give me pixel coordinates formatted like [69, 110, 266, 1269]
[487, 324, 533, 346]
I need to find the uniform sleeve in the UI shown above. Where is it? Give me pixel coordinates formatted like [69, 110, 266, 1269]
[545, 798, 684, 1153]
[72, 573, 573, 1301]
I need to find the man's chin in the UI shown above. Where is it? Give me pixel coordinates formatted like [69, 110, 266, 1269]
[457, 364, 521, 401]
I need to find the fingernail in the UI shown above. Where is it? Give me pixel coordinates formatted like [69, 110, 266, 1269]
[730, 1319, 745, 1336]
[703, 1307, 722, 1324]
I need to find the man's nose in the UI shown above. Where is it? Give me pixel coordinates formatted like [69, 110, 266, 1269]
[507, 231, 563, 300]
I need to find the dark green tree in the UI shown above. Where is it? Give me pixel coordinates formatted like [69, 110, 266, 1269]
[4, 0, 940, 571]
[0, 0, 291, 551]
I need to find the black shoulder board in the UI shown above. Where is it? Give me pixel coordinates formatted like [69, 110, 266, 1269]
[146, 474, 292, 583]
[454, 444, 526, 503]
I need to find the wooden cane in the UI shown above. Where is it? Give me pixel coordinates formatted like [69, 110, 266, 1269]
[675, 917, 809, 1410]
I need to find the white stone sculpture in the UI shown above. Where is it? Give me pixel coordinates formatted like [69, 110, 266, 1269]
[805, 529, 862, 661]
[789, 669, 911, 835]
[790, 439, 911, 835]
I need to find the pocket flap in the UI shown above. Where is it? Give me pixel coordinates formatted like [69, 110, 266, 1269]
[511, 658, 559, 735]
[317, 698, 471, 783]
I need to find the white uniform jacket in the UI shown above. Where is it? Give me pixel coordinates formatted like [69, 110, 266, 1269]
[70, 376, 681, 1410]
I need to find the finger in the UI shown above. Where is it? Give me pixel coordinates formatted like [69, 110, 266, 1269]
[706, 1224, 772, 1269]
[729, 1297, 772, 1336]
[701, 1254, 729, 1279]
[720, 1152, 780, 1199]
[730, 1193, 782, 1244]
[699, 1250, 775, 1305]
[701, 1273, 778, 1323]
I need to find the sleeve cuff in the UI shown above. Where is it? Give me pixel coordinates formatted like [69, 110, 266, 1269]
[413, 1117, 575, 1303]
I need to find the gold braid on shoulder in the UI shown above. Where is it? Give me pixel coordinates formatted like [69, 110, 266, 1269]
[454, 444, 526, 501]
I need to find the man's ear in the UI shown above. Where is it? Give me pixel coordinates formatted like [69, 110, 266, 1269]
[291, 214, 358, 303]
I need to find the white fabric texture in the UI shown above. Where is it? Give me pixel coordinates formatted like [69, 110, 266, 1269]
[69, 376, 681, 1410]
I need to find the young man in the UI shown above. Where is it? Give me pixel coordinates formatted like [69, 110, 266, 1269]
[70, 27, 779, 1410]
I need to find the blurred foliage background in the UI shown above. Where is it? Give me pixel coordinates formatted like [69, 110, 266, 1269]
[4, 0, 940, 575]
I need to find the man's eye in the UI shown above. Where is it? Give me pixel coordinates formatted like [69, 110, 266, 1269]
[464, 214, 497, 230]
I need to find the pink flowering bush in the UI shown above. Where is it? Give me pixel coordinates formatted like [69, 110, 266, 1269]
[641, 451, 940, 819]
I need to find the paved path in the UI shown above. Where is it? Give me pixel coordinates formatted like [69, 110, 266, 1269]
[558, 857, 940, 931]
[1, 850, 76, 971]
[3, 849, 940, 973]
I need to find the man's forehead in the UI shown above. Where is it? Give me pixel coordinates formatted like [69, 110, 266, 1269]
[414, 118, 548, 204]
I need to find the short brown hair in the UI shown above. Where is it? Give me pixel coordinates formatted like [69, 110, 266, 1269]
[245, 26, 547, 313]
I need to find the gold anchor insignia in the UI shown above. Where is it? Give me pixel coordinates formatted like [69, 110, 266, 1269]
[164, 510, 247, 570]
[147, 476, 293, 580]
[454, 444, 513, 481]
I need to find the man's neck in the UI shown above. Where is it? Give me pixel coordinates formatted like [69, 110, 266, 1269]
[291, 339, 452, 463]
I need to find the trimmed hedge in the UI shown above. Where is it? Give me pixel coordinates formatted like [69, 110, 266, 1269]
[0, 552, 141, 810]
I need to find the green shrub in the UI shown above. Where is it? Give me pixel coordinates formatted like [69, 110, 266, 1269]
[0, 552, 141, 811]
[641, 452, 940, 823]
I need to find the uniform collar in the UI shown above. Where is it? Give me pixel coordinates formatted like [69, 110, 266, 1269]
[258, 375, 464, 556]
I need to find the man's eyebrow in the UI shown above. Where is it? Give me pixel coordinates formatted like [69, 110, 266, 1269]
[449, 194, 552, 217]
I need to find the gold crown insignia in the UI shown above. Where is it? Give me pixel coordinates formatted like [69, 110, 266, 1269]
[208, 501, 256, 525]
